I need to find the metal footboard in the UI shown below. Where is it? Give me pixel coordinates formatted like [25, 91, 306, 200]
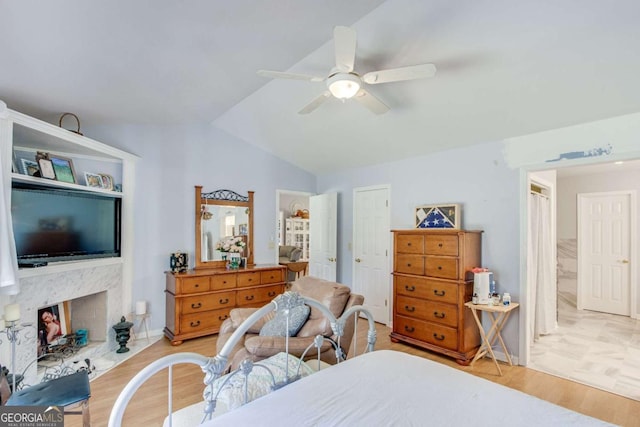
[108, 291, 376, 427]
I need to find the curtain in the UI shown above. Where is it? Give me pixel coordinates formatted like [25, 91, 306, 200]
[0, 102, 19, 294]
[528, 192, 556, 342]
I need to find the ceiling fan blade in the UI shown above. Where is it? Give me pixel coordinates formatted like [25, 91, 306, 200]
[334, 26, 356, 72]
[298, 91, 332, 114]
[354, 89, 389, 115]
[257, 69, 323, 82]
[362, 63, 436, 84]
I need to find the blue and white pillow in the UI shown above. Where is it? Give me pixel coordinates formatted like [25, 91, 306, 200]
[259, 305, 310, 337]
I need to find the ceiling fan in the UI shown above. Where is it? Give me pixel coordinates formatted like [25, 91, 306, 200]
[257, 26, 437, 115]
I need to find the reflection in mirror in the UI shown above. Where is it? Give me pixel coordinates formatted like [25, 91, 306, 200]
[200, 205, 249, 261]
[195, 186, 254, 269]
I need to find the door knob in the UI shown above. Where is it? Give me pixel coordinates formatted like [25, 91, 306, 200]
[621, 259, 630, 264]
[355, 258, 361, 263]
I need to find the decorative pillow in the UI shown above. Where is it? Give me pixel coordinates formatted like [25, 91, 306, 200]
[259, 305, 310, 337]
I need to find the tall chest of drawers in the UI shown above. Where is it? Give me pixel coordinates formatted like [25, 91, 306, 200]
[165, 265, 286, 345]
[391, 229, 482, 363]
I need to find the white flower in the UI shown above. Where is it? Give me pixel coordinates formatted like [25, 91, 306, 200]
[216, 236, 246, 253]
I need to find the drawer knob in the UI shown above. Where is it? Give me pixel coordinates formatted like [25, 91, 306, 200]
[434, 311, 445, 319]
[194, 284, 200, 288]
[219, 298, 229, 304]
[407, 242, 412, 246]
[433, 289, 445, 297]
[438, 243, 443, 248]
[268, 291, 276, 297]
[437, 266, 442, 270]
[191, 302, 202, 309]
[190, 320, 201, 327]
[406, 263, 412, 267]
[245, 295, 255, 301]
[404, 325, 415, 333]
[219, 315, 229, 321]
[404, 285, 415, 292]
[433, 333, 445, 341]
[404, 305, 415, 313]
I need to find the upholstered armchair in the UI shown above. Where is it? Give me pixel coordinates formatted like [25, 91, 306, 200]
[216, 276, 364, 371]
[278, 245, 302, 264]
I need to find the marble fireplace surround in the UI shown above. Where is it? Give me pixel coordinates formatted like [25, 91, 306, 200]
[13, 262, 124, 385]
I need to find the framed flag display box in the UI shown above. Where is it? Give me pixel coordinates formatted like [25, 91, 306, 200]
[415, 204, 460, 229]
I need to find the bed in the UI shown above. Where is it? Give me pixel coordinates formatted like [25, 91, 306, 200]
[108, 291, 613, 427]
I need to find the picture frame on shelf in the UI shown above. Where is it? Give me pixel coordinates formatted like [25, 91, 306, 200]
[20, 159, 40, 176]
[99, 173, 114, 190]
[49, 155, 76, 184]
[37, 158, 56, 179]
[415, 204, 461, 229]
[84, 172, 103, 188]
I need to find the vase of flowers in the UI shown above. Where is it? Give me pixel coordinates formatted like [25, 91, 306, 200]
[216, 236, 246, 260]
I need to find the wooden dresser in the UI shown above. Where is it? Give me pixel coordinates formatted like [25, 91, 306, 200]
[164, 264, 286, 345]
[391, 229, 482, 364]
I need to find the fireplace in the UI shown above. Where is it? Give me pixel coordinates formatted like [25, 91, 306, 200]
[11, 262, 124, 385]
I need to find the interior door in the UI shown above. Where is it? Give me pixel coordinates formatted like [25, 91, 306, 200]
[309, 193, 337, 281]
[353, 186, 390, 324]
[578, 192, 631, 316]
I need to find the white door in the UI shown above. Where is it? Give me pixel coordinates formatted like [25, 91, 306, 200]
[578, 192, 631, 316]
[353, 186, 390, 324]
[309, 193, 337, 281]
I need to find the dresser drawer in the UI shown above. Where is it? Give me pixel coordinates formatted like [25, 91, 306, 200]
[178, 277, 210, 294]
[425, 235, 459, 256]
[261, 269, 283, 284]
[425, 256, 459, 279]
[396, 235, 424, 254]
[181, 291, 235, 314]
[179, 308, 232, 333]
[395, 275, 458, 305]
[395, 254, 424, 275]
[237, 271, 261, 288]
[394, 315, 458, 351]
[211, 274, 236, 290]
[236, 284, 282, 306]
[395, 295, 458, 328]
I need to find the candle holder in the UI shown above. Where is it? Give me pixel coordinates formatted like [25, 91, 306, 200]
[0, 320, 36, 392]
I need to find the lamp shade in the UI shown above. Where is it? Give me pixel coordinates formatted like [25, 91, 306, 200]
[327, 73, 361, 99]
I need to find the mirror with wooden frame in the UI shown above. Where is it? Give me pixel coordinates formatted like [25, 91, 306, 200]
[195, 186, 254, 269]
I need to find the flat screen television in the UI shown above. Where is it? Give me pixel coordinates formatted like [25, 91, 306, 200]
[11, 183, 121, 264]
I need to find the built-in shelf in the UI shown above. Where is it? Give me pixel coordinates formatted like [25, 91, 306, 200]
[11, 173, 124, 198]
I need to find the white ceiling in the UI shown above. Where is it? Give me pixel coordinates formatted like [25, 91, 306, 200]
[2, 0, 640, 175]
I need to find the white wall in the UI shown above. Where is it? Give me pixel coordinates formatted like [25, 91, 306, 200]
[317, 141, 522, 351]
[86, 124, 316, 332]
[558, 169, 640, 239]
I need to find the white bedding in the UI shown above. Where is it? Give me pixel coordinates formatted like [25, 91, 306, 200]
[202, 350, 614, 427]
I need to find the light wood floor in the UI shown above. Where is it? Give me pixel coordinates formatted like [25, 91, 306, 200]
[68, 322, 640, 427]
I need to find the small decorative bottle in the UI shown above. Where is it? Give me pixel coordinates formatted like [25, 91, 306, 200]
[503, 293, 511, 306]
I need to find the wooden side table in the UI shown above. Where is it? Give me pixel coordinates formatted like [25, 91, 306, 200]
[464, 301, 520, 376]
[280, 261, 308, 281]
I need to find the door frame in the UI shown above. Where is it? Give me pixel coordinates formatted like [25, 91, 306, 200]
[576, 190, 637, 317]
[352, 184, 392, 325]
[518, 156, 640, 366]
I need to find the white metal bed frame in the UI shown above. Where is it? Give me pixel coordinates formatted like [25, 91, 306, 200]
[108, 291, 376, 426]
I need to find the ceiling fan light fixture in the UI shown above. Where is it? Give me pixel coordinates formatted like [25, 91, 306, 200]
[327, 73, 361, 99]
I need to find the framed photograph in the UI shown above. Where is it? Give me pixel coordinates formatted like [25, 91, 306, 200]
[20, 159, 40, 176]
[84, 172, 103, 188]
[49, 155, 76, 184]
[37, 302, 70, 355]
[415, 204, 461, 229]
[238, 223, 248, 235]
[38, 158, 56, 179]
[99, 173, 114, 190]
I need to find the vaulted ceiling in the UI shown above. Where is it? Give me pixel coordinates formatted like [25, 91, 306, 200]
[2, 0, 640, 174]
